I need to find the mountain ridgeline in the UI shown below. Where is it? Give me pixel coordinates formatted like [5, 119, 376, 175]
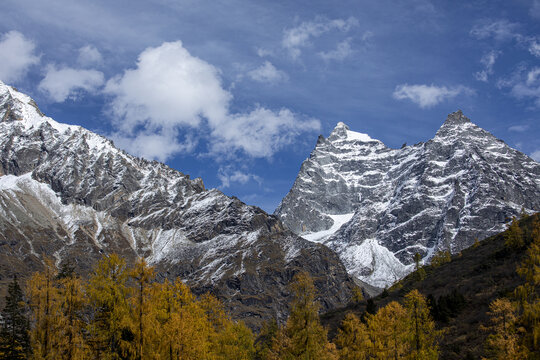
[0, 81, 355, 328]
[275, 111, 540, 288]
[1, 78, 539, 338]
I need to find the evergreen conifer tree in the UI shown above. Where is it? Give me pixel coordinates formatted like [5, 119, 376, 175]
[0, 276, 30, 360]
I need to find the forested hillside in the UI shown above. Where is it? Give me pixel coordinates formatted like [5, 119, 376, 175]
[322, 213, 540, 359]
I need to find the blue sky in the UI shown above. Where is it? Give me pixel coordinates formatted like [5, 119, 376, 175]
[1, 0, 539, 212]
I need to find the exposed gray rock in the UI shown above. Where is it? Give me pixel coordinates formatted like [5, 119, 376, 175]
[0, 81, 355, 328]
[275, 111, 540, 288]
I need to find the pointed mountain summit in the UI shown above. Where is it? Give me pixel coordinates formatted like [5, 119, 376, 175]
[442, 109, 470, 125]
[275, 111, 540, 288]
[328, 121, 379, 143]
[0, 81, 355, 327]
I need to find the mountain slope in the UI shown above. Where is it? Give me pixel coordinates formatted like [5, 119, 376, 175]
[275, 111, 540, 287]
[321, 213, 540, 360]
[0, 81, 355, 327]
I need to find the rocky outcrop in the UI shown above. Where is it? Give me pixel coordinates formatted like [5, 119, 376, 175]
[276, 111, 540, 288]
[0, 81, 355, 328]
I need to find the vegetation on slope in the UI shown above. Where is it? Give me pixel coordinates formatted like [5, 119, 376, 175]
[322, 212, 540, 359]
[1, 213, 538, 359]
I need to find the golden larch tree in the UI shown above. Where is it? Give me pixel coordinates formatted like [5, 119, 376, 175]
[335, 312, 371, 360]
[368, 301, 408, 359]
[27, 257, 61, 360]
[283, 272, 337, 360]
[403, 289, 439, 360]
[483, 298, 525, 359]
[86, 254, 132, 359]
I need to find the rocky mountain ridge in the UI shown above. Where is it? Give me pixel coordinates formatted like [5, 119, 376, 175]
[0, 81, 355, 327]
[275, 111, 540, 288]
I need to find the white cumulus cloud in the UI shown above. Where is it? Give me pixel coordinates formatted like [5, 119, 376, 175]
[39, 65, 105, 102]
[282, 17, 358, 59]
[110, 131, 197, 163]
[105, 41, 231, 133]
[393, 84, 474, 108]
[210, 106, 320, 158]
[105, 41, 320, 161]
[77, 45, 103, 67]
[248, 61, 288, 84]
[0, 31, 40, 83]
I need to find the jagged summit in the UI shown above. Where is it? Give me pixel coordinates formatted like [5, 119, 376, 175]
[335, 121, 349, 129]
[444, 109, 471, 125]
[0, 82, 355, 328]
[276, 111, 540, 288]
[327, 121, 378, 143]
[434, 110, 476, 138]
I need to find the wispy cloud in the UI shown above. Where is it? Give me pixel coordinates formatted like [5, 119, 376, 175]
[531, 149, 540, 161]
[470, 20, 520, 42]
[499, 66, 540, 107]
[248, 61, 288, 84]
[393, 84, 474, 108]
[528, 41, 540, 58]
[530, 0, 540, 19]
[256, 48, 273, 58]
[77, 45, 103, 67]
[38, 65, 104, 102]
[496, 64, 540, 107]
[474, 50, 500, 82]
[218, 167, 262, 188]
[105, 41, 320, 161]
[282, 17, 358, 59]
[508, 124, 530, 132]
[0, 31, 40, 83]
[319, 38, 353, 62]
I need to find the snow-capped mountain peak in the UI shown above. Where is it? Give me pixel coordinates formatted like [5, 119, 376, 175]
[276, 111, 540, 288]
[0, 81, 355, 328]
[329, 121, 379, 143]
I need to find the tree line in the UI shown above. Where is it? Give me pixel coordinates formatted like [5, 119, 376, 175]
[0, 253, 441, 359]
[4, 213, 537, 359]
[481, 214, 540, 359]
[0, 255, 254, 359]
[255, 273, 441, 359]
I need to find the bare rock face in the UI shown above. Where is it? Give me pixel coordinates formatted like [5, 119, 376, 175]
[275, 111, 540, 288]
[0, 81, 354, 328]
